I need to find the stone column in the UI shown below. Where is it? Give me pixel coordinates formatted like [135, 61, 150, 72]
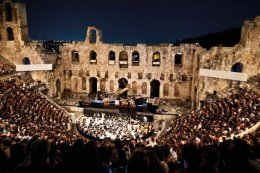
[147, 82, 151, 98]
[159, 82, 163, 98]
[97, 79, 100, 92]
[86, 78, 90, 94]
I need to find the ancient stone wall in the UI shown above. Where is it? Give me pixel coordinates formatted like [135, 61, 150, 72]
[196, 16, 260, 108]
[50, 39, 199, 100]
[0, 0, 28, 43]
[0, 0, 259, 109]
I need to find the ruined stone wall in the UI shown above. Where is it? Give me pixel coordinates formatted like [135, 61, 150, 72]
[196, 16, 260, 107]
[1, 0, 259, 107]
[0, 0, 43, 65]
[0, 0, 28, 43]
[48, 40, 199, 100]
[0, 0, 53, 86]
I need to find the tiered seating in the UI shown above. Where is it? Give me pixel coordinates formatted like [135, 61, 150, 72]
[0, 79, 259, 173]
[0, 64, 15, 77]
[0, 79, 84, 144]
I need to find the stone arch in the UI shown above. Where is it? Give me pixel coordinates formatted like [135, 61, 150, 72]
[175, 52, 183, 67]
[152, 51, 160, 66]
[82, 77, 86, 90]
[132, 51, 140, 66]
[182, 74, 187, 81]
[118, 78, 128, 89]
[89, 77, 97, 93]
[5, 2, 12, 21]
[86, 26, 102, 44]
[118, 78, 128, 98]
[90, 29, 97, 43]
[110, 80, 114, 92]
[132, 81, 137, 94]
[56, 79, 61, 96]
[119, 51, 128, 68]
[160, 73, 165, 80]
[71, 50, 79, 62]
[150, 80, 160, 97]
[142, 82, 147, 95]
[73, 78, 78, 90]
[100, 79, 106, 92]
[22, 57, 30, 64]
[108, 51, 116, 64]
[90, 50, 97, 63]
[163, 83, 169, 96]
[6, 27, 14, 40]
[231, 62, 243, 72]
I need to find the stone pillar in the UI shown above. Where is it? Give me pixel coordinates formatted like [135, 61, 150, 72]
[86, 78, 90, 94]
[64, 72, 69, 89]
[159, 82, 163, 98]
[97, 79, 100, 91]
[78, 78, 82, 91]
[105, 80, 109, 94]
[147, 82, 151, 98]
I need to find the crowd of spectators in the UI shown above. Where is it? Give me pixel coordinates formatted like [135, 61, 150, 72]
[0, 128, 259, 173]
[0, 64, 15, 77]
[157, 87, 259, 148]
[78, 113, 153, 141]
[0, 77, 259, 172]
[0, 79, 85, 145]
[156, 87, 260, 171]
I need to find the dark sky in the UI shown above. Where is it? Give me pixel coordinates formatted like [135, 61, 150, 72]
[20, 0, 260, 43]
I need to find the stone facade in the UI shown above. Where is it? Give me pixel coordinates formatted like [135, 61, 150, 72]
[0, 0, 259, 109]
[57, 39, 200, 100]
[196, 17, 260, 107]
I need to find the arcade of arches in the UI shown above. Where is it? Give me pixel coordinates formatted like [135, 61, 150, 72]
[67, 76, 173, 98]
[150, 80, 160, 98]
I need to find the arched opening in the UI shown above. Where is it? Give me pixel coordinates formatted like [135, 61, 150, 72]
[105, 71, 109, 78]
[182, 74, 187, 81]
[5, 3, 12, 22]
[118, 78, 128, 89]
[90, 50, 97, 63]
[89, 77, 97, 93]
[100, 79, 106, 92]
[108, 51, 115, 65]
[56, 79, 61, 96]
[150, 80, 160, 97]
[163, 83, 169, 96]
[132, 81, 137, 94]
[90, 29, 97, 43]
[152, 51, 160, 66]
[71, 50, 79, 62]
[142, 82, 147, 95]
[118, 78, 128, 98]
[175, 52, 183, 67]
[132, 51, 140, 66]
[110, 80, 114, 92]
[128, 72, 131, 79]
[160, 73, 164, 80]
[73, 78, 78, 90]
[231, 62, 243, 72]
[0, 33, 2, 41]
[82, 77, 86, 90]
[119, 51, 128, 68]
[22, 57, 30, 65]
[174, 84, 180, 97]
[7, 27, 14, 40]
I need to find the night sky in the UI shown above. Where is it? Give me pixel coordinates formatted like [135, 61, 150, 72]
[19, 0, 260, 44]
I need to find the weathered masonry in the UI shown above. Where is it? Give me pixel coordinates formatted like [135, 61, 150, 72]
[0, 0, 259, 109]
